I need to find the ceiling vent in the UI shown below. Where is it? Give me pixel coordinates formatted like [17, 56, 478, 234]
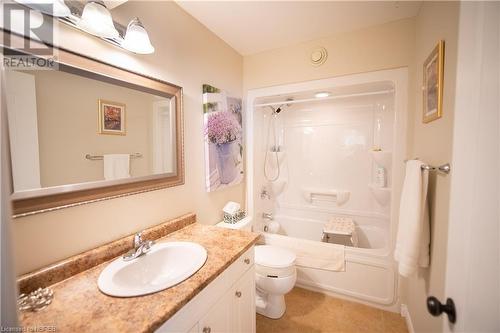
[310, 47, 328, 66]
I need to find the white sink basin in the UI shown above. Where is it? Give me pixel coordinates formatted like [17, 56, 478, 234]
[98, 241, 207, 297]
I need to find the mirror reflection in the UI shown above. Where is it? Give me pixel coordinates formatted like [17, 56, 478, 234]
[5, 67, 176, 193]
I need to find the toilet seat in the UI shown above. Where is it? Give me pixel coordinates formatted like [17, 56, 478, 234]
[255, 245, 296, 278]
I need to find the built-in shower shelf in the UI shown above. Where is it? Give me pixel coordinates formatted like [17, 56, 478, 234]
[368, 184, 391, 206]
[371, 151, 392, 169]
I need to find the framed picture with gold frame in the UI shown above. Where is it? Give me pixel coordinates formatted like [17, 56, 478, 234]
[98, 99, 126, 135]
[422, 40, 445, 123]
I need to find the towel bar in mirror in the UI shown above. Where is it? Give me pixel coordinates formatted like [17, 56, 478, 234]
[2, 30, 184, 217]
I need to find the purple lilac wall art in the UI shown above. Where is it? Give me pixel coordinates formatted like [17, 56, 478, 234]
[203, 84, 243, 192]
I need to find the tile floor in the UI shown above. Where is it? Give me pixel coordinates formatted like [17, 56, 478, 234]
[256, 287, 409, 333]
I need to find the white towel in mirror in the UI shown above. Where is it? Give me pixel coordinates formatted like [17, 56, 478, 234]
[103, 154, 130, 180]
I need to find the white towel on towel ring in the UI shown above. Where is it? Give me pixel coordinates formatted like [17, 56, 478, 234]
[394, 159, 430, 277]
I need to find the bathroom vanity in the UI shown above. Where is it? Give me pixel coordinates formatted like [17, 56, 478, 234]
[17, 214, 259, 333]
[158, 247, 255, 333]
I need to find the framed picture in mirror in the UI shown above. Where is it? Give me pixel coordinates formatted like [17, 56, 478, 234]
[98, 99, 126, 135]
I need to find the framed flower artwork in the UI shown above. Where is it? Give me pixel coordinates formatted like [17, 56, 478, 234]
[202, 84, 243, 192]
[98, 99, 126, 135]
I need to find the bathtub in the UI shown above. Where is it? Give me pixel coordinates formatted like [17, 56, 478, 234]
[258, 213, 397, 308]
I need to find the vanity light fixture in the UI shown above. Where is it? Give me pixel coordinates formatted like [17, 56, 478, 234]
[15, 0, 70, 17]
[122, 17, 155, 54]
[315, 92, 331, 98]
[77, 0, 119, 39]
[13, 0, 156, 54]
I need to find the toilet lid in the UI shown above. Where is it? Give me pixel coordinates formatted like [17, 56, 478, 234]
[255, 245, 296, 268]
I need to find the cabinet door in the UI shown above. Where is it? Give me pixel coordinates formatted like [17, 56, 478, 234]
[232, 267, 256, 333]
[199, 290, 232, 333]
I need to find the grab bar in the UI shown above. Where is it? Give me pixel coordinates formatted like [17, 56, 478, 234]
[303, 188, 350, 206]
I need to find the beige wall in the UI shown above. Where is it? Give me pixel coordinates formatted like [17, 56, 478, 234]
[33, 70, 157, 187]
[243, 17, 416, 90]
[402, 2, 459, 332]
[12, 1, 244, 275]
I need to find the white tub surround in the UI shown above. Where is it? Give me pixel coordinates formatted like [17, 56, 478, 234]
[246, 68, 408, 311]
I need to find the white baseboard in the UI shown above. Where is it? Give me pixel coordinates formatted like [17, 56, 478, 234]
[400, 304, 415, 333]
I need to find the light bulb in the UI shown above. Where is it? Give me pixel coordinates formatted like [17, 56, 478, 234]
[77, 0, 119, 39]
[122, 17, 155, 54]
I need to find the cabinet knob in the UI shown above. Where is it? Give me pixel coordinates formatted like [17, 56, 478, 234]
[235, 291, 242, 298]
[244, 258, 250, 264]
[202, 327, 211, 333]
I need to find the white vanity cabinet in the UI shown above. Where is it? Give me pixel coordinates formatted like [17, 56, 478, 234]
[157, 246, 255, 333]
[230, 268, 256, 333]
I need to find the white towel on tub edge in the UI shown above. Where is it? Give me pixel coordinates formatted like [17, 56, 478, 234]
[260, 233, 346, 272]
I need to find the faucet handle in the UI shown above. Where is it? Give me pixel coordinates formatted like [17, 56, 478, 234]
[133, 232, 143, 248]
[143, 240, 155, 253]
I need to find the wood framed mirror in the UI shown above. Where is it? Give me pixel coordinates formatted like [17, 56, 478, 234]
[1, 31, 184, 218]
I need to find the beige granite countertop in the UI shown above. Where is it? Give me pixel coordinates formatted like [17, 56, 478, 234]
[19, 223, 260, 333]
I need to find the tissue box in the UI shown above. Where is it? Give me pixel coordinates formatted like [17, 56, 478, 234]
[223, 210, 246, 224]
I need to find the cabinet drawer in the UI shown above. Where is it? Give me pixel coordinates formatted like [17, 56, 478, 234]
[234, 247, 254, 274]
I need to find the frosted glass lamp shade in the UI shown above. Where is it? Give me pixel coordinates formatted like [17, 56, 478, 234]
[77, 0, 119, 39]
[122, 17, 155, 54]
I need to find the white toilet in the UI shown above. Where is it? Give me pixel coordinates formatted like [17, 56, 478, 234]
[216, 218, 297, 319]
[254, 245, 297, 319]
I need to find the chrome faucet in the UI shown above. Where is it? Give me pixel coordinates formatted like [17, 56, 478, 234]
[123, 232, 155, 261]
[262, 212, 274, 220]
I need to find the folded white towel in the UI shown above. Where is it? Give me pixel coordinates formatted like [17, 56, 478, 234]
[103, 154, 130, 181]
[261, 233, 345, 272]
[394, 160, 430, 277]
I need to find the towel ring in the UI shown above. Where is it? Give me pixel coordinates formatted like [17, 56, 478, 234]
[404, 160, 451, 175]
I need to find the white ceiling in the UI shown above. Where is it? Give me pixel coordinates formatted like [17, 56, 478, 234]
[176, 1, 422, 56]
